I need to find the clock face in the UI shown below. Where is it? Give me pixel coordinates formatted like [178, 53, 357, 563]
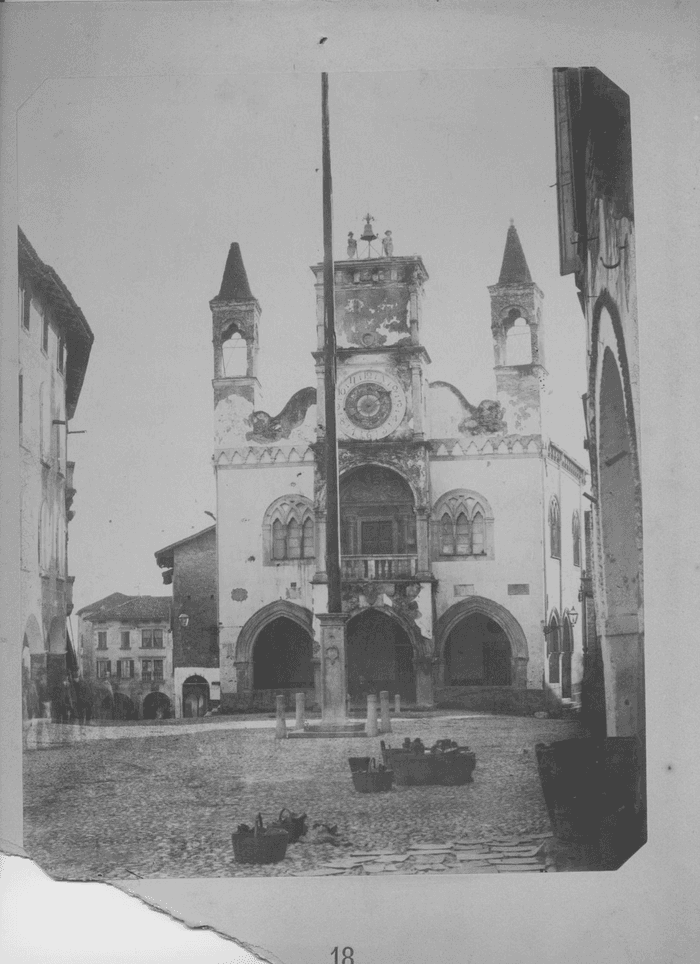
[337, 369, 407, 440]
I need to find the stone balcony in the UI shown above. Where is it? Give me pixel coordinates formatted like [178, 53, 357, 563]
[341, 554, 418, 581]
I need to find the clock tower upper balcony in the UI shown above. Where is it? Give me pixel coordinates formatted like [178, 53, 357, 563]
[310, 221, 429, 356]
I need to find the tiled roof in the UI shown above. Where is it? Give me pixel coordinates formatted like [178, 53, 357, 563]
[78, 594, 172, 623]
[211, 242, 256, 302]
[77, 592, 131, 617]
[497, 223, 532, 285]
[154, 524, 216, 564]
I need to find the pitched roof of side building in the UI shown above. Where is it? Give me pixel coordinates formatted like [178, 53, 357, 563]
[77, 594, 172, 623]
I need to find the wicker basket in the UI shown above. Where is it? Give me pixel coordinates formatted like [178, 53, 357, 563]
[434, 749, 477, 786]
[348, 756, 372, 773]
[351, 758, 394, 793]
[391, 753, 436, 786]
[270, 807, 308, 843]
[232, 814, 290, 864]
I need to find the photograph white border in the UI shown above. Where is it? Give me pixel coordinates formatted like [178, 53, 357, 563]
[1, 2, 698, 963]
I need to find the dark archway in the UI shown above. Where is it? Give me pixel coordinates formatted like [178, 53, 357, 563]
[183, 675, 210, 717]
[142, 691, 172, 720]
[436, 596, 529, 687]
[113, 692, 138, 721]
[444, 613, 511, 686]
[252, 617, 314, 690]
[346, 609, 416, 702]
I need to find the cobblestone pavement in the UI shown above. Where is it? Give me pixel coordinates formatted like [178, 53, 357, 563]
[23, 715, 584, 880]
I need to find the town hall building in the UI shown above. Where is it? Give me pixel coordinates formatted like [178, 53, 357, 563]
[211, 220, 586, 713]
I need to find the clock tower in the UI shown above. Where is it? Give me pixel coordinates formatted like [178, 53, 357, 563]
[310, 216, 433, 584]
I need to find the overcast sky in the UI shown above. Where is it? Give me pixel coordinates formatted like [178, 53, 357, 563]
[18, 68, 587, 612]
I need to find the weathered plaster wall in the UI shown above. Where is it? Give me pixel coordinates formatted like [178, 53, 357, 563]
[494, 367, 544, 436]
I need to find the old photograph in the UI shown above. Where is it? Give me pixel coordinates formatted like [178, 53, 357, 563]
[16, 65, 645, 881]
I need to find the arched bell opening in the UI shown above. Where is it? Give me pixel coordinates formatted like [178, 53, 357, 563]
[221, 329, 248, 377]
[444, 613, 512, 686]
[346, 608, 416, 703]
[252, 617, 314, 691]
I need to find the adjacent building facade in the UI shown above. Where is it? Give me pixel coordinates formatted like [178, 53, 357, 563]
[553, 69, 645, 783]
[211, 222, 586, 713]
[77, 594, 174, 719]
[18, 228, 94, 721]
[155, 525, 220, 716]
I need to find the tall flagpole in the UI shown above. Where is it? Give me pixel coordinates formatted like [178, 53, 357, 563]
[321, 72, 342, 615]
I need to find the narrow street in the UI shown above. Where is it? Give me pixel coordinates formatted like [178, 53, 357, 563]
[24, 713, 584, 879]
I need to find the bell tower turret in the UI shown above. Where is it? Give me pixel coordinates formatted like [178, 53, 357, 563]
[211, 243, 262, 408]
[487, 222, 546, 436]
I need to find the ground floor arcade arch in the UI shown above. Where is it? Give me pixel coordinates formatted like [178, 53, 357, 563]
[142, 691, 172, 719]
[346, 608, 416, 702]
[436, 596, 529, 689]
[252, 617, 314, 690]
[444, 613, 511, 686]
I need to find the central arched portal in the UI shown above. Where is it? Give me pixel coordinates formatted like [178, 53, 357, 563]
[252, 616, 314, 690]
[346, 609, 416, 702]
[445, 613, 512, 686]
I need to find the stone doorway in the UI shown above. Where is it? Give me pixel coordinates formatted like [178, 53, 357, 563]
[346, 609, 416, 703]
[183, 675, 210, 717]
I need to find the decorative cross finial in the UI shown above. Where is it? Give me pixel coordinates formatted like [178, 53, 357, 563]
[510, 218, 515, 226]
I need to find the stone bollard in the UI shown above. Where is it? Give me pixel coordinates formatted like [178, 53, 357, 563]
[295, 692, 305, 730]
[394, 693, 401, 716]
[275, 694, 287, 739]
[380, 690, 392, 734]
[366, 694, 379, 737]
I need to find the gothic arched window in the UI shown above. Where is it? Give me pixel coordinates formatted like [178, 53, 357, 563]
[264, 495, 315, 565]
[432, 489, 495, 560]
[549, 497, 561, 559]
[302, 518, 315, 559]
[572, 510, 581, 567]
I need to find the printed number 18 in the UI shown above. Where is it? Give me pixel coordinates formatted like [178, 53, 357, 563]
[331, 947, 354, 964]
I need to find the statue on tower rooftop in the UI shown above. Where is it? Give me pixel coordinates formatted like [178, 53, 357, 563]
[382, 230, 394, 257]
[347, 232, 358, 259]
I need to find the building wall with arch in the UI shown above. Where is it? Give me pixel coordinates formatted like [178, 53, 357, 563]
[553, 66, 645, 804]
[216, 461, 316, 703]
[429, 454, 547, 690]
